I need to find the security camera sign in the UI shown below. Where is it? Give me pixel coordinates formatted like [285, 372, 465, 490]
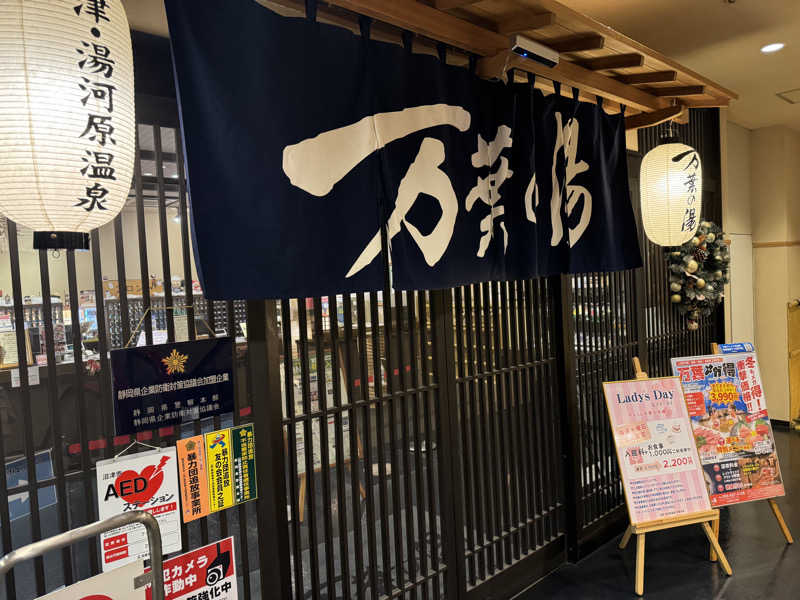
[145, 537, 237, 600]
[96, 448, 183, 571]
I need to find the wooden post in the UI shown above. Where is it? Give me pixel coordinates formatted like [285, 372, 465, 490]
[619, 524, 633, 549]
[633, 356, 648, 379]
[635, 533, 646, 596]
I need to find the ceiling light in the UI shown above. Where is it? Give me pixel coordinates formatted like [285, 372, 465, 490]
[761, 43, 785, 53]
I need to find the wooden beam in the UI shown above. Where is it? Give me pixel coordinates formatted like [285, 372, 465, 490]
[502, 54, 668, 113]
[323, 0, 510, 55]
[476, 50, 513, 80]
[495, 11, 555, 35]
[614, 70, 677, 84]
[529, 0, 737, 100]
[546, 33, 605, 53]
[625, 105, 686, 130]
[644, 85, 705, 97]
[433, 0, 481, 9]
[577, 53, 644, 70]
[680, 98, 730, 108]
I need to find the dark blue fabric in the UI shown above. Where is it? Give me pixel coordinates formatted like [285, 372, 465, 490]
[165, 0, 642, 300]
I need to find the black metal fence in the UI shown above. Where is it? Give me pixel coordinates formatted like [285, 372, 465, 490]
[0, 29, 723, 597]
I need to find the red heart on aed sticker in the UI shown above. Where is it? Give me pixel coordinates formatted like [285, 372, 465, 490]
[114, 455, 170, 507]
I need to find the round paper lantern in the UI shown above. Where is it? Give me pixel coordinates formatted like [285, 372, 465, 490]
[0, 0, 135, 249]
[640, 141, 702, 247]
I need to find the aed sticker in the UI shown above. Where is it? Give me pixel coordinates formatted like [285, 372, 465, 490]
[145, 537, 237, 600]
[96, 448, 182, 571]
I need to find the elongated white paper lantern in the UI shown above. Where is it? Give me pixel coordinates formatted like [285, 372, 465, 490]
[0, 0, 135, 249]
[640, 142, 702, 247]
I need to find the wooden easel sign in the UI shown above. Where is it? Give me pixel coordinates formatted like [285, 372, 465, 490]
[603, 373, 731, 595]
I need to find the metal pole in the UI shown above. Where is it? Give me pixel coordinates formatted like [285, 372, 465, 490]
[0, 510, 165, 600]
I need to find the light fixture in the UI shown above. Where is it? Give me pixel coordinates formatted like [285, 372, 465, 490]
[640, 126, 702, 247]
[0, 0, 135, 250]
[761, 43, 785, 53]
[172, 209, 181, 224]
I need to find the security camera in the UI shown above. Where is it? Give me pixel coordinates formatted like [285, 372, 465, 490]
[510, 34, 559, 68]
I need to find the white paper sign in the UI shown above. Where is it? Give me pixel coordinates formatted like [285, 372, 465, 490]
[36, 559, 145, 599]
[96, 448, 182, 571]
[11, 366, 39, 387]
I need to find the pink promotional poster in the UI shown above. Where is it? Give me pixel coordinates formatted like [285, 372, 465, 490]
[603, 377, 711, 525]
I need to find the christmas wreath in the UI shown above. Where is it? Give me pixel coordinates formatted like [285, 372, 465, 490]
[667, 221, 730, 330]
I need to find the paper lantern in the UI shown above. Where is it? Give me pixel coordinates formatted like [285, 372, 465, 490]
[0, 0, 135, 249]
[640, 141, 702, 247]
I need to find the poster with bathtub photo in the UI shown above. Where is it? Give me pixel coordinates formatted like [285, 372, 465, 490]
[671, 351, 785, 507]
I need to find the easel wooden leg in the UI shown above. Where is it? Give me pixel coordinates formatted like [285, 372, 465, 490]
[635, 533, 645, 596]
[701, 522, 732, 576]
[619, 524, 633, 549]
[768, 499, 794, 544]
[709, 517, 719, 562]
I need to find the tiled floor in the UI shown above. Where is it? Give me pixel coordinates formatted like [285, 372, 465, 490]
[518, 428, 799, 599]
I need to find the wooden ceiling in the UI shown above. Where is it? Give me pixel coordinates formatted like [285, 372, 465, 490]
[262, 0, 738, 129]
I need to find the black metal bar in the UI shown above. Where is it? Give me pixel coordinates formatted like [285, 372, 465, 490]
[297, 299, 321, 600]
[554, 275, 581, 559]
[430, 288, 467, 599]
[342, 293, 365, 600]
[6, 221, 45, 594]
[395, 288, 418, 599]
[328, 294, 352, 600]
[368, 290, 392, 597]
[153, 126, 175, 343]
[113, 214, 131, 346]
[134, 130, 153, 346]
[312, 297, 336, 597]
[355, 293, 378, 597]
[66, 248, 100, 573]
[281, 300, 304, 599]
[247, 299, 292, 599]
[407, 291, 429, 600]
[38, 250, 74, 587]
[175, 132, 196, 341]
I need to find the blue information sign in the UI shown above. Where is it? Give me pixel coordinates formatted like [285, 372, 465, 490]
[719, 342, 755, 354]
[111, 338, 234, 435]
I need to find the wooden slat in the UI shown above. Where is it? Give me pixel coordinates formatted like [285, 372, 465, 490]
[434, 0, 481, 9]
[502, 53, 668, 112]
[614, 70, 677, 84]
[546, 33, 605, 53]
[644, 85, 705, 97]
[516, 0, 737, 100]
[577, 53, 644, 71]
[494, 10, 555, 35]
[624, 105, 685, 131]
[320, 0, 511, 55]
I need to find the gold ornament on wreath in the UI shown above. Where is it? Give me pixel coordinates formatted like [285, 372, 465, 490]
[667, 221, 729, 330]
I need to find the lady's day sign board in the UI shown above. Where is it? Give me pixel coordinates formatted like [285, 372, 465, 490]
[96, 448, 183, 571]
[671, 351, 785, 507]
[603, 377, 711, 524]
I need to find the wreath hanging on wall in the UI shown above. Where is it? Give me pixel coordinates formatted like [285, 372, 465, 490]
[667, 221, 730, 330]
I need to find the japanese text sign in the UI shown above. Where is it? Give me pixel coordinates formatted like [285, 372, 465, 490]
[176, 425, 257, 522]
[164, 0, 642, 299]
[145, 538, 237, 600]
[37, 559, 145, 600]
[603, 377, 710, 525]
[96, 448, 182, 571]
[671, 352, 785, 507]
[111, 338, 234, 436]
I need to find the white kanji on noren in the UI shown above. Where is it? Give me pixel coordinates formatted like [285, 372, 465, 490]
[526, 113, 592, 248]
[466, 125, 513, 257]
